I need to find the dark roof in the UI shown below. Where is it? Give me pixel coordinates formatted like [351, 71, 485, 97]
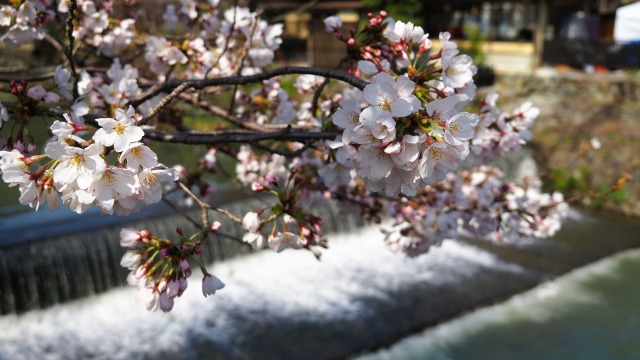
[260, 0, 363, 11]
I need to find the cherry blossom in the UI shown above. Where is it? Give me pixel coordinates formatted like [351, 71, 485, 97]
[202, 274, 225, 297]
[0, 3, 578, 314]
[94, 106, 144, 152]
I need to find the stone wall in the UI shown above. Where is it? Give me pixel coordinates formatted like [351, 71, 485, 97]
[488, 69, 640, 217]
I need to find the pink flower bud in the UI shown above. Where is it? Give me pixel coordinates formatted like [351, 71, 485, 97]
[166, 279, 180, 298]
[13, 139, 24, 153]
[27, 85, 47, 100]
[43, 92, 60, 105]
[210, 221, 222, 232]
[179, 259, 189, 271]
[159, 292, 174, 312]
[179, 277, 188, 293]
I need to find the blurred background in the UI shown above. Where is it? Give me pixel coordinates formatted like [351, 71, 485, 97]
[1, 0, 640, 359]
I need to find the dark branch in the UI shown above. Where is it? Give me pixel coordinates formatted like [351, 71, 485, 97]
[132, 66, 368, 108]
[143, 127, 340, 145]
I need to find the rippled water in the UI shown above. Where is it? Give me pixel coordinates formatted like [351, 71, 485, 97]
[360, 248, 640, 360]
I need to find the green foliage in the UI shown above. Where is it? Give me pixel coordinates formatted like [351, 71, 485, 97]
[362, 0, 423, 24]
[461, 26, 486, 67]
[549, 167, 589, 193]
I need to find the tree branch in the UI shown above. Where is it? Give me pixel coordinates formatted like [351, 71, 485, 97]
[132, 66, 368, 108]
[143, 127, 339, 145]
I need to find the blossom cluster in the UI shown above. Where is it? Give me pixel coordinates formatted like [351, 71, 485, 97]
[0, 106, 177, 215]
[0, 1, 577, 314]
[236, 145, 327, 254]
[154, 3, 283, 78]
[383, 166, 568, 256]
[325, 28, 479, 197]
[470, 93, 540, 161]
[233, 79, 298, 125]
[0, 1, 52, 48]
[120, 227, 224, 312]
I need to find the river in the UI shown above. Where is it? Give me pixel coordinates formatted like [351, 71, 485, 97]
[359, 247, 640, 360]
[1, 207, 640, 359]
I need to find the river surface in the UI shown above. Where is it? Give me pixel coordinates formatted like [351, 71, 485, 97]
[1, 207, 640, 359]
[359, 247, 640, 360]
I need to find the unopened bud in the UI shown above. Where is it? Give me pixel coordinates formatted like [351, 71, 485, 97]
[210, 221, 222, 232]
[179, 259, 189, 271]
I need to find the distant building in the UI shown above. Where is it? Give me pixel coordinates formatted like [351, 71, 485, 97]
[259, 0, 640, 72]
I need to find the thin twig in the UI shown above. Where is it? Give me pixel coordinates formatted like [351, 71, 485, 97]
[177, 181, 211, 228]
[178, 93, 265, 131]
[0, 72, 56, 82]
[177, 181, 244, 227]
[228, 9, 261, 113]
[250, 141, 316, 158]
[138, 83, 190, 125]
[65, 0, 79, 98]
[311, 56, 349, 116]
[162, 197, 201, 229]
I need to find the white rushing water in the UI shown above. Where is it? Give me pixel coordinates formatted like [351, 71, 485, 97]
[360, 248, 640, 360]
[0, 224, 526, 360]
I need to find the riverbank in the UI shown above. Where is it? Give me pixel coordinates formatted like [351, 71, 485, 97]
[489, 68, 640, 217]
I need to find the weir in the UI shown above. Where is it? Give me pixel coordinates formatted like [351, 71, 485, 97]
[0, 194, 363, 315]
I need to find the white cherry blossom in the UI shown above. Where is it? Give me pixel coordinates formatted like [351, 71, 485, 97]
[120, 142, 158, 170]
[94, 106, 144, 152]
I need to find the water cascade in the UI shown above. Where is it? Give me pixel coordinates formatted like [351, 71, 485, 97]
[1, 207, 640, 359]
[0, 194, 363, 315]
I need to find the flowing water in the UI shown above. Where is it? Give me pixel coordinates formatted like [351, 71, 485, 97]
[0, 193, 361, 314]
[0, 207, 640, 359]
[358, 248, 640, 360]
